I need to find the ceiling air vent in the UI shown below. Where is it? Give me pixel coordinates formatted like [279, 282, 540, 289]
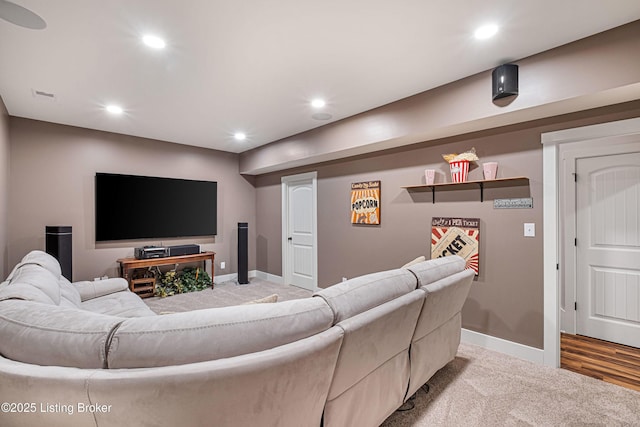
[31, 89, 56, 102]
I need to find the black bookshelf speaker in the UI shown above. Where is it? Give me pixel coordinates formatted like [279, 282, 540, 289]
[238, 222, 249, 284]
[492, 64, 519, 100]
[46, 226, 72, 281]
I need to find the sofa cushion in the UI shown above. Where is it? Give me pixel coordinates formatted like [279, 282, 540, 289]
[81, 291, 156, 317]
[0, 264, 61, 305]
[406, 268, 475, 397]
[326, 290, 425, 401]
[106, 297, 334, 368]
[19, 250, 63, 278]
[406, 255, 466, 287]
[4, 250, 63, 282]
[313, 268, 417, 324]
[59, 276, 82, 308]
[0, 281, 55, 305]
[0, 250, 81, 307]
[86, 328, 344, 427]
[323, 290, 425, 427]
[0, 300, 122, 368]
[401, 255, 426, 268]
[74, 278, 129, 302]
[411, 269, 475, 342]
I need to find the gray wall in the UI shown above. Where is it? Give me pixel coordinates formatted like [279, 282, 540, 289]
[254, 101, 640, 350]
[8, 118, 256, 281]
[241, 21, 640, 175]
[0, 97, 9, 278]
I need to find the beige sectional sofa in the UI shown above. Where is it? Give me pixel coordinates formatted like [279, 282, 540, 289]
[0, 250, 473, 427]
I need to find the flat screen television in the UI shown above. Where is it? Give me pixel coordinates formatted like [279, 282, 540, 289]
[95, 173, 217, 242]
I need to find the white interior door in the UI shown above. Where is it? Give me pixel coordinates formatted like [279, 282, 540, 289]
[576, 152, 640, 348]
[282, 172, 317, 291]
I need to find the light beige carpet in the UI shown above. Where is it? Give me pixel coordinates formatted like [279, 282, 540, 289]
[144, 277, 312, 313]
[381, 343, 640, 426]
[145, 281, 640, 426]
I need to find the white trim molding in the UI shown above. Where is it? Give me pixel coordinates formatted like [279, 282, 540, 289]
[254, 271, 284, 284]
[542, 140, 560, 367]
[461, 329, 545, 365]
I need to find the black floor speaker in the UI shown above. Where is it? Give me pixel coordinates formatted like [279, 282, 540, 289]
[46, 226, 72, 281]
[238, 222, 249, 284]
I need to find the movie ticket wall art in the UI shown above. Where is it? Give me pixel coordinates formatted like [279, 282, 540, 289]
[431, 217, 480, 275]
[351, 181, 381, 225]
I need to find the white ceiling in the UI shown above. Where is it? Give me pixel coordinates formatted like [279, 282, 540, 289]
[1, 1, 639, 154]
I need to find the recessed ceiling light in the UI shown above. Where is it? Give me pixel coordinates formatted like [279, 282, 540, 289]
[0, 0, 47, 30]
[234, 132, 246, 141]
[311, 99, 326, 108]
[106, 105, 123, 114]
[143, 35, 166, 49]
[474, 24, 498, 40]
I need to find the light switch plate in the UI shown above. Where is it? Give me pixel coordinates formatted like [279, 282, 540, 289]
[524, 223, 535, 237]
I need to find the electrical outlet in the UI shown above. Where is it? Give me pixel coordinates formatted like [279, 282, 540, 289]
[220, 261, 226, 269]
[342, 277, 347, 282]
[524, 223, 535, 237]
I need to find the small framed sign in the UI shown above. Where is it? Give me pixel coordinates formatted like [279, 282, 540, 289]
[494, 197, 533, 209]
[351, 181, 381, 225]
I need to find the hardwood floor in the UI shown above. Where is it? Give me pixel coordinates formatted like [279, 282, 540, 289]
[560, 333, 640, 392]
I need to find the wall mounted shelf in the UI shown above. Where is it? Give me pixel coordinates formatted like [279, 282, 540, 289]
[401, 176, 529, 203]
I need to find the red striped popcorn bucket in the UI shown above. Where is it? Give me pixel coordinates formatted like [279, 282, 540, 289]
[449, 160, 469, 183]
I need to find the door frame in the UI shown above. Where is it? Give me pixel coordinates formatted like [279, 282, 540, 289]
[542, 117, 640, 367]
[281, 171, 318, 290]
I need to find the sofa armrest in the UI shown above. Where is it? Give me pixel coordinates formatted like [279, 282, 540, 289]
[74, 278, 130, 301]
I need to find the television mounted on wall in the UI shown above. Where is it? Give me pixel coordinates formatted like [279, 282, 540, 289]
[95, 173, 217, 242]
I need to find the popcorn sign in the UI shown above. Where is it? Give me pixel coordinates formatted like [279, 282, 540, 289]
[351, 181, 381, 225]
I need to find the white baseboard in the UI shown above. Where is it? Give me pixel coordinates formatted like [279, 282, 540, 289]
[254, 271, 284, 284]
[214, 270, 258, 284]
[461, 328, 545, 365]
[214, 270, 284, 285]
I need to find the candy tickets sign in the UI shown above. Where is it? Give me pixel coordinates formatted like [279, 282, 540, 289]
[431, 217, 480, 275]
[351, 181, 381, 225]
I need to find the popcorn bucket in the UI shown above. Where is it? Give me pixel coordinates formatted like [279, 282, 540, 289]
[449, 160, 469, 183]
